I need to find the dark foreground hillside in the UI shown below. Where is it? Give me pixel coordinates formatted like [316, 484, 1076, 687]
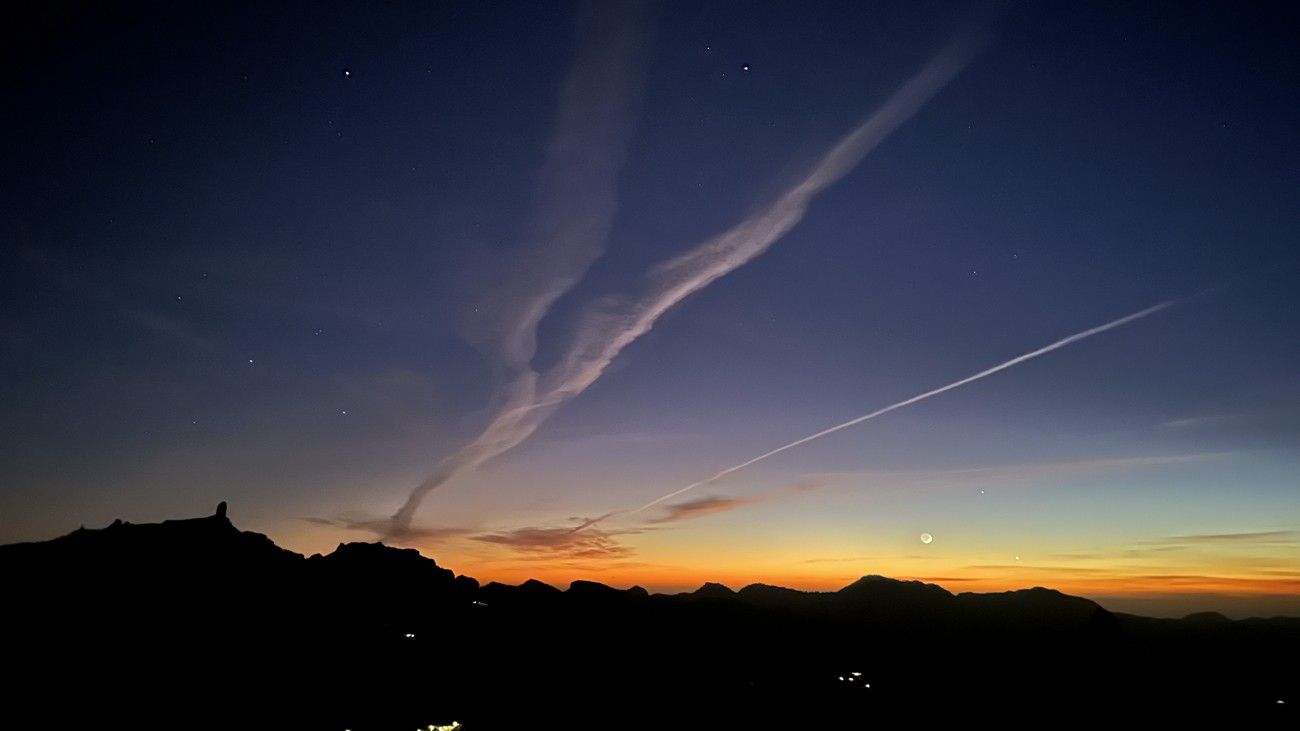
[3, 504, 1295, 728]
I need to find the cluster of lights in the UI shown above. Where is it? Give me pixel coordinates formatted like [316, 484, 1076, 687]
[404, 633, 416, 639]
[836, 672, 870, 688]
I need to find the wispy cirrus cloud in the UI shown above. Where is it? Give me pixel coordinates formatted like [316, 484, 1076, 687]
[1158, 530, 1298, 544]
[648, 496, 756, 524]
[1127, 574, 1300, 590]
[648, 481, 819, 525]
[454, 480, 820, 561]
[801, 555, 875, 564]
[964, 564, 1120, 574]
[557, 452, 1218, 546]
[1121, 545, 1188, 555]
[473, 524, 638, 560]
[305, 515, 474, 542]
[1159, 413, 1246, 430]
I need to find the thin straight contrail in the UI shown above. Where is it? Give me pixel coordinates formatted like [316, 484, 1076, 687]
[625, 301, 1175, 517]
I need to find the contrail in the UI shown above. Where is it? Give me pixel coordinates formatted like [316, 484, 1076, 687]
[383, 2, 654, 537]
[470, 1, 657, 368]
[382, 30, 985, 539]
[538, 31, 988, 409]
[624, 301, 1176, 517]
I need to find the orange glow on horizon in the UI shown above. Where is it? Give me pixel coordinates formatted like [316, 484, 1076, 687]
[272, 515, 1300, 616]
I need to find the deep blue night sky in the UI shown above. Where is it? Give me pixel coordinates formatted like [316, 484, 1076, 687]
[3, 1, 1297, 615]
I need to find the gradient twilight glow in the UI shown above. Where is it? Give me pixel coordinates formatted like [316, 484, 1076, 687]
[2, 2, 1298, 618]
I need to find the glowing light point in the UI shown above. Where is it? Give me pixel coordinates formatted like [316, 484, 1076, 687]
[920, 532, 933, 544]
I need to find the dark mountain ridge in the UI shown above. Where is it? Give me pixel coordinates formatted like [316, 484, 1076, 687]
[3, 504, 1294, 727]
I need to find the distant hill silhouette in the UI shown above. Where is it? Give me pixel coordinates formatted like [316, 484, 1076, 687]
[3, 504, 1295, 728]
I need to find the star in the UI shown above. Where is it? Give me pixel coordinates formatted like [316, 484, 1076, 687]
[342, 68, 352, 77]
[741, 63, 751, 72]
[247, 359, 254, 364]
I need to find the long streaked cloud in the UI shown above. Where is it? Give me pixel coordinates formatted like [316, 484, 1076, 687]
[964, 564, 1119, 574]
[622, 301, 1176, 520]
[813, 452, 1228, 491]
[1126, 574, 1300, 590]
[648, 496, 756, 524]
[1159, 530, 1298, 544]
[379, 30, 987, 540]
[473, 524, 637, 560]
[1159, 413, 1246, 430]
[305, 515, 474, 542]
[454, 482, 816, 562]
[802, 555, 876, 564]
[648, 482, 818, 525]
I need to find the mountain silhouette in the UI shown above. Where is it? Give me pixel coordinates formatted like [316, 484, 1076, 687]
[689, 581, 737, 599]
[3, 504, 1295, 728]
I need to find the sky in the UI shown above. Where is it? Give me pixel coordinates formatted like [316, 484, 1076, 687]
[3, 0, 1298, 617]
